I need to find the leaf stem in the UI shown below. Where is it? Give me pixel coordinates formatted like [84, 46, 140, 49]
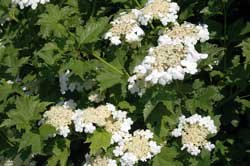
[91, 0, 97, 16]
[239, 94, 250, 99]
[9, 12, 19, 22]
[134, 0, 142, 8]
[92, 52, 124, 75]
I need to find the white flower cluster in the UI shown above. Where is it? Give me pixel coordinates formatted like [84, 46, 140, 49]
[105, 0, 179, 45]
[59, 70, 83, 94]
[113, 129, 161, 166]
[83, 154, 117, 166]
[104, 10, 144, 45]
[137, 0, 179, 26]
[12, 0, 50, 9]
[128, 22, 209, 96]
[171, 114, 217, 156]
[72, 103, 133, 144]
[42, 100, 75, 137]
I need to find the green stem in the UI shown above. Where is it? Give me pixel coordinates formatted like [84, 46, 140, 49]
[134, 0, 142, 8]
[239, 94, 250, 99]
[91, 0, 97, 16]
[218, 85, 249, 108]
[0, 131, 15, 147]
[92, 52, 124, 75]
[9, 12, 19, 22]
[149, 22, 155, 29]
[223, 2, 227, 68]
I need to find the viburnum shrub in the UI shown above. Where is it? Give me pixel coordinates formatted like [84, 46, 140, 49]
[0, 0, 250, 165]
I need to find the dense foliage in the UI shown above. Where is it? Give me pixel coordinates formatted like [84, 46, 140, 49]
[0, 0, 250, 165]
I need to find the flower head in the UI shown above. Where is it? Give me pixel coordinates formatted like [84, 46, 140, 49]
[72, 104, 133, 144]
[158, 22, 209, 46]
[113, 129, 161, 166]
[128, 22, 209, 96]
[105, 10, 144, 45]
[171, 114, 218, 156]
[42, 104, 74, 137]
[138, 0, 179, 26]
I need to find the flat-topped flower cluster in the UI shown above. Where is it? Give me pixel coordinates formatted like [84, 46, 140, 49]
[113, 129, 161, 166]
[105, 0, 209, 96]
[72, 103, 134, 144]
[128, 22, 209, 96]
[41, 101, 161, 165]
[171, 114, 217, 156]
[105, 0, 179, 45]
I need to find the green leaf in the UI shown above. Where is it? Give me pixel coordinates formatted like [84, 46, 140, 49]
[0, 80, 20, 102]
[228, 19, 250, 40]
[76, 17, 109, 45]
[2, 49, 29, 76]
[111, 0, 128, 3]
[199, 43, 225, 69]
[37, 5, 76, 38]
[36, 42, 62, 66]
[238, 38, 250, 68]
[0, 96, 51, 131]
[152, 147, 181, 166]
[143, 89, 178, 121]
[198, 150, 211, 166]
[179, 2, 197, 22]
[47, 139, 70, 166]
[39, 124, 56, 140]
[96, 68, 122, 92]
[185, 85, 223, 113]
[118, 101, 136, 113]
[85, 129, 111, 155]
[143, 100, 155, 121]
[19, 131, 42, 154]
[66, 59, 91, 80]
[212, 115, 221, 129]
[235, 96, 250, 108]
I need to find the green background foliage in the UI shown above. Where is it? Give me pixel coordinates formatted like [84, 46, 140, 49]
[0, 0, 250, 165]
